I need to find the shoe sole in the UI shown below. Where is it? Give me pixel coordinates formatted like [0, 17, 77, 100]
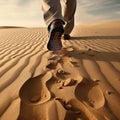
[47, 27, 64, 51]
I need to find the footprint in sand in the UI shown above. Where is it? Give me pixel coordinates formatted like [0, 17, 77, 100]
[19, 72, 52, 105]
[75, 79, 105, 109]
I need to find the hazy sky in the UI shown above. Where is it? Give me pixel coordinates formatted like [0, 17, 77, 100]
[0, 0, 120, 27]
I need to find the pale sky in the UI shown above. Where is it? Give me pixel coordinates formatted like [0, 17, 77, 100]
[0, 0, 120, 27]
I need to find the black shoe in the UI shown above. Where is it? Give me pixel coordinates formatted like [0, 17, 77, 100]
[47, 20, 64, 51]
[62, 34, 71, 40]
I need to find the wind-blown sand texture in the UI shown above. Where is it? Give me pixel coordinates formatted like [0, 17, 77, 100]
[0, 21, 120, 120]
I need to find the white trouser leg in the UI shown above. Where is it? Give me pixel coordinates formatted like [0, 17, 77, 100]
[41, 0, 64, 27]
[62, 0, 76, 34]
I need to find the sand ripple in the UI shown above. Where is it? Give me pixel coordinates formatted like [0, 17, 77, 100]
[0, 22, 120, 120]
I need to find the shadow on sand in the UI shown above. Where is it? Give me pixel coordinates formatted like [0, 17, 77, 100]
[71, 36, 120, 40]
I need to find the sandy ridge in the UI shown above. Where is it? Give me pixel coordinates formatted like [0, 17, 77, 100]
[0, 22, 120, 120]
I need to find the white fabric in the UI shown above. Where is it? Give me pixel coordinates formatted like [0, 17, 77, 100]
[41, 0, 76, 34]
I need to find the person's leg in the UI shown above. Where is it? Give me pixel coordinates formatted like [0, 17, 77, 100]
[62, 0, 76, 38]
[41, 0, 64, 28]
[41, 0, 64, 51]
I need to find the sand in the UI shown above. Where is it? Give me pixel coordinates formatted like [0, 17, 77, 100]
[0, 21, 120, 120]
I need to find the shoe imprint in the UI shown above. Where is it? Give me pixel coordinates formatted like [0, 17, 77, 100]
[19, 72, 52, 105]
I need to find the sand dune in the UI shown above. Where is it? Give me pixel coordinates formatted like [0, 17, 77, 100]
[0, 21, 120, 120]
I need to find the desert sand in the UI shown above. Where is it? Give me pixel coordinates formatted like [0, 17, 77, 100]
[0, 21, 120, 120]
